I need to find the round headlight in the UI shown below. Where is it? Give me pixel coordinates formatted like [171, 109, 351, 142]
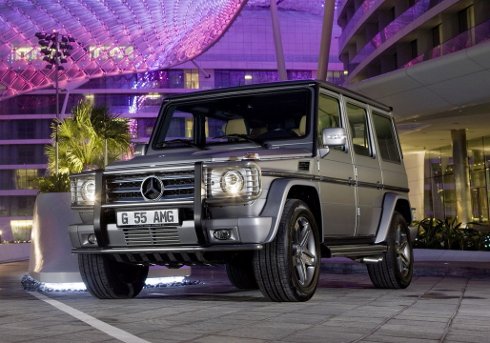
[80, 180, 96, 202]
[220, 170, 244, 195]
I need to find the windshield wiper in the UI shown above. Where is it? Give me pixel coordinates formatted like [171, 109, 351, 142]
[154, 139, 204, 149]
[214, 134, 269, 149]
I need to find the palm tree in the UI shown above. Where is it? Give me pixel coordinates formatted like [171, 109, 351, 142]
[90, 105, 130, 167]
[45, 100, 130, 174]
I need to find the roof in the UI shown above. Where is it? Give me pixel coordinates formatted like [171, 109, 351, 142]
[163, 79, 393, 113]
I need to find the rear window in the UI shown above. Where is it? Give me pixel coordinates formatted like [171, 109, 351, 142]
[372, 113, 401, 163]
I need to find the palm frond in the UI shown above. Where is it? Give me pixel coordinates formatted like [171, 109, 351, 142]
[44, 100, 131, 175]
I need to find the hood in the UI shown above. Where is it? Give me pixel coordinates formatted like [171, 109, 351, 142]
[106, 144, 312, 171]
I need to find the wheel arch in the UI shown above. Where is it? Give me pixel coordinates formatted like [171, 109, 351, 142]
[260, 179, 321, 243]
[374, 192, 412, 244]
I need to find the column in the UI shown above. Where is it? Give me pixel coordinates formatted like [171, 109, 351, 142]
[404, 151, 426, 221]
[317, 0, 335, 81]
[270, 0, 287, 81]
[451, 129, 473, 225]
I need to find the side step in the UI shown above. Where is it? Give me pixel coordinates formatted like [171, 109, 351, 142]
[327, 244, 387, 259]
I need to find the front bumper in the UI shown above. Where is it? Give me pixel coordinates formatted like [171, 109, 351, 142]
[69, 216, 273, 250]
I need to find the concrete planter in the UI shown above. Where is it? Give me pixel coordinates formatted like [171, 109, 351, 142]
[28, 192, 191, 284]
[28, 192, 82, 283]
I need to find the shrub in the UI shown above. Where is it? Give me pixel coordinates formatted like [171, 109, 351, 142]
[414, 217, 490, 251]
[35, 173, 70, 192]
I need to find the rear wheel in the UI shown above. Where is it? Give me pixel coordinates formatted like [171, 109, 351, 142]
[226, 253, 258, 290]
[254, 199, 320, 302]
[79, 254, 149, 299]
[367, 211, 413, 289]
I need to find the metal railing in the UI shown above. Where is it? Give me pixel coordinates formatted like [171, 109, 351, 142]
[404, 19, 490, 68]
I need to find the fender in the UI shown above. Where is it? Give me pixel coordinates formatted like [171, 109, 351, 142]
[375, 192, 413, 244]
[260, 178, 320, 243]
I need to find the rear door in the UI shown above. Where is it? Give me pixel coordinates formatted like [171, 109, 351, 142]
[371, 110, 408, 196]
[344, 99, 383, 237]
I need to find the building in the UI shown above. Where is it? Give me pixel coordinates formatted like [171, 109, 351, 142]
[337, 0, 490, 223]
[0, 1, 344, 240]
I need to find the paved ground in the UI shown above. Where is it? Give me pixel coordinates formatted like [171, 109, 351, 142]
[1, 250, 490, 343]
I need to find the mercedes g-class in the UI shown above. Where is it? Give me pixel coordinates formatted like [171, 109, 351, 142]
[69, 80, 414, 302]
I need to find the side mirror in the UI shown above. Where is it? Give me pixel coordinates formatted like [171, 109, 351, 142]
[134, 144, 148, 157]
[322, 128, 347, 147]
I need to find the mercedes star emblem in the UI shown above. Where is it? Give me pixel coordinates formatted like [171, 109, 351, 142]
[140, 176, 164, 201]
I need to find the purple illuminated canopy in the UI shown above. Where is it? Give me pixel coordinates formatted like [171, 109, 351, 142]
[0, 0, 247, 99]
[0, 0, 333, 99]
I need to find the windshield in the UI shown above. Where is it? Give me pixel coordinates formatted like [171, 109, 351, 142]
[152, 88, 311, 149]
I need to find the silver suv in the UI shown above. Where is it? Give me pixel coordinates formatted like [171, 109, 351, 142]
[69, 80, 415, 302]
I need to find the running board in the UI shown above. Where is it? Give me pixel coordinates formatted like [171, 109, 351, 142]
[327, 244, 387, 258]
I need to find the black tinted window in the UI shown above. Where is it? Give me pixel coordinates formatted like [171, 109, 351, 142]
[372, 113, 401, 162]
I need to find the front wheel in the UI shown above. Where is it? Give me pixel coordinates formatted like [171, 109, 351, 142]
[79, 254, 149, 299]
[367, 211, 413, 289]
[254, 199, 320, 302]
[226, 252, 258, 290]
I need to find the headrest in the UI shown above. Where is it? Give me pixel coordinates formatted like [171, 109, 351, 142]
[225, 118, 247, 135]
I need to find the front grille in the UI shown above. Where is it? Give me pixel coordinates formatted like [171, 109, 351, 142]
[105, 169, 195, 203]
[123, 226, 181, 246]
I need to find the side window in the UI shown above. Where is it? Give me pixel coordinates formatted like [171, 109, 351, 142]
[346, 102, 372, 157]
[166, 110, 194, 140]
[317, 94, 341, 145]
[372, 112, 401, 163]
[153, 108, 194, 148]
[205, 117, 228, 143]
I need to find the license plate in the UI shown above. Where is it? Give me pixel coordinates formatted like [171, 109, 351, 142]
[116, 209, 179, 226]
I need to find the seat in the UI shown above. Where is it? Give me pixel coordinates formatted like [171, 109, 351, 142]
[225, 118, 247, 135]
[293, 115, 307, 136]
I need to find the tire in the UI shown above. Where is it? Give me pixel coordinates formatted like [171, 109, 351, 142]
[254, 199, 320, 302]
[226, 253, 258, 290]
[79, 254, 149, 299]
[367, 211, 413, 289]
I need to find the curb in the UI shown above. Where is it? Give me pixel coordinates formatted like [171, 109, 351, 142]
[321, 260, 490, 278]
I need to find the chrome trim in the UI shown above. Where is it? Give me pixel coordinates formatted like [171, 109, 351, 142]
[107, 174, 195, 183]
[102, 200, 194, 209]
[104, 165, 194, 175]
[105, 168, 195, 204]
[329, 244, 387, 258]
[140, 175, 165, 201]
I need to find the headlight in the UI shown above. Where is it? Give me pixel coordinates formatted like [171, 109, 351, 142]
[205, 162, 261, 202]
[71, 173, 97, 207]
[220, 170, 244, 195]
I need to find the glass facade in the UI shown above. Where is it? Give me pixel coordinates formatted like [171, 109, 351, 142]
[215, 70, 313, 88]
[424, 136, 490, 223]
[0, 95, 57, 115]
[79, 70, 187, 90]
[0, 170, 44, 190]
[0, 196, 37, 217]
[0, 145, 47, 164]
[0, 120, 51, 140]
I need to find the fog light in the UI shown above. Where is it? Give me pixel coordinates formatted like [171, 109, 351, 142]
[213, 229, 232, 241]
[87, 234, 97, 244]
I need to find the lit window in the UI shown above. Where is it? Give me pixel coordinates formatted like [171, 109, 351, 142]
[185, 70, 199, 89]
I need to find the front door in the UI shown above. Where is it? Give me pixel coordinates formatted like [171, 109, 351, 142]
[317, 91, 357, 237]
